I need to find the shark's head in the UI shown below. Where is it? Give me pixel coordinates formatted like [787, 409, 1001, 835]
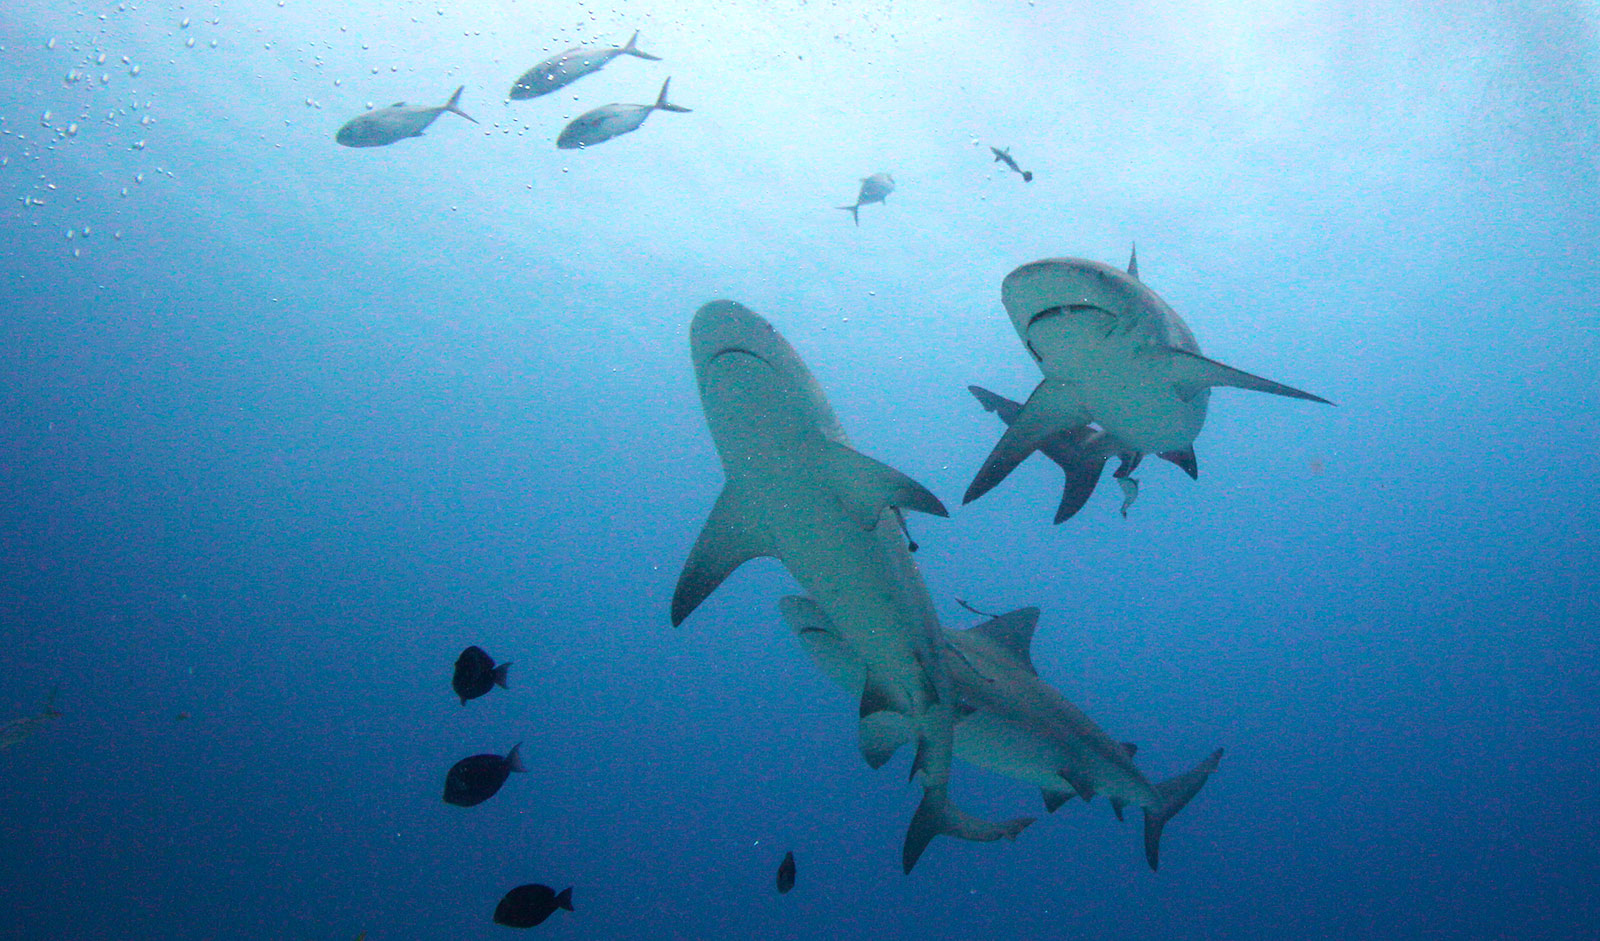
[690, 301, 849, 445]
[1002, 258, 1197, 359]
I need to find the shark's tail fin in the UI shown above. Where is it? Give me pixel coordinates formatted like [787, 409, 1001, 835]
[653, 77, 691, 113]
[967, 384, 1107, 522]
[837, 203, 860, 226]
[622, 31, 662, 61]
[443, 85, 478, 124]
[492, 662, 512, 690]
[1142, 748, 1223, 871]
[902, 783, 1033, 874]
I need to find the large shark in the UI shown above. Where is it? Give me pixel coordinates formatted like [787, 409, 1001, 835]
[964, 250, 1331, 521]
[673, 300, 1033, 872]
[786, 601, 1223, 870]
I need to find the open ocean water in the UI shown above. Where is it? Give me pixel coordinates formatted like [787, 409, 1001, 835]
[2, 1, 1598, 939]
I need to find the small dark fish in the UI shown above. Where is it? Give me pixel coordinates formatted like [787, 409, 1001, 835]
[991, 146, 1033, 182]
[443, 743, 526, 807]
[494, 884, 573, 928]
[452, 645, 511, 705]
[776, 850, 796, 894]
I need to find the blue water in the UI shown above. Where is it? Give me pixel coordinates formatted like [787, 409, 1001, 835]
[2, 2, 1598, 938]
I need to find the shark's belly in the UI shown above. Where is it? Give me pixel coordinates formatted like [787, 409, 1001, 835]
[955, 712, 1071, 789]
[1029, 314, 1208, 452]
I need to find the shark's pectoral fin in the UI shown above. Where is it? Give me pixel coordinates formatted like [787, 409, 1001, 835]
[967, 385, 1025, 425]
[780, 596, 866, 693]
[1041, 784, 1075, 813]
[1159, 448, 1198, 479]
[818, 439, 948, 529]
[963, 608, 1040, 675]
[671, 485, 774, 626]
[1143, 748, 1224, 871]
[1111, 797, 1127, 821]
[902, 784, 1034, 874]
[964, 379, 1083, 505]
[1166, 348, 1332, 405]
[1060, 766, 1096, 802]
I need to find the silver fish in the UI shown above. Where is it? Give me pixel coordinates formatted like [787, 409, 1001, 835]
[556, 78, 689, 150]
[335, 86, 477, 148]
[510, 31, 660, 100]
[837, 173, 894, 226]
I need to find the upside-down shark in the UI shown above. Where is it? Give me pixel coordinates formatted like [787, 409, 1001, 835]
[965, 249, 1330, 521]
[672, 300, 1033, 872]
[786, 601, 1222, 870]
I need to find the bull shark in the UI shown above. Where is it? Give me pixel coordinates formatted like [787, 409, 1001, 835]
[786, 601, 1223, 870]
[964, 249, 1331, 520]
[672, 300, 1033, 872]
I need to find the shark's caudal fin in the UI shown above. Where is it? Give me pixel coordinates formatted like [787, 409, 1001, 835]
[902, 783, 1034, 873]
[965, 382, 1104, 522]
[653, 77, 691, 113]
[622, 31, 661, 61]
[837, 204, 860, 226]
[1168, 349, 1331, 405]
[818, 439, 948, 529]
[1142, 748, 1224, 871]
[671, 485, 775, 626]
[443, 85, 478, 124]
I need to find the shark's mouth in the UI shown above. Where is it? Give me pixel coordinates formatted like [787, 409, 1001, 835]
[1027, 303, 1108, 329]
[706, 346, 773, 369]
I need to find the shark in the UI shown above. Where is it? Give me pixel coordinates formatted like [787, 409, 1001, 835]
[964, 249, 1331, 520]
[672, 300, 1034, 873]
[786, 601, 1223, 870]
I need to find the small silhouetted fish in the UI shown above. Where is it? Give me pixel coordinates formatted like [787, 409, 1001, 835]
[991, 146, 1034, 182]
[555, 77, 690, 149]
[0, 687, 60, 749]
[443, 743, 526, 807]
[837, 173, 894, 226]
[776, 850, 796, 894]
[452, 645, 511, 705]
[494, 884, 573, 928]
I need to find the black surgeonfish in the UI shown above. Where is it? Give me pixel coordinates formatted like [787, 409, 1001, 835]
[776, 850, 796, 894]
[452, 645, 511, 705]
[443, 743, 526, 807]
[493, 884, 573, 928]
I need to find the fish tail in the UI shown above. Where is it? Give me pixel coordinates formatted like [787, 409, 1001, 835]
[493, 662, 512, 690]
[623, 31, 662, 61]
[654, 77, 691, 114]
[506, 742, 527, 773]
[837, 204, 859, 226]
[444, 85, 478, 124]
[1022, 170, 1033, 182]
[556, 887, 574, 911]
[1142, 748, 1224, 870]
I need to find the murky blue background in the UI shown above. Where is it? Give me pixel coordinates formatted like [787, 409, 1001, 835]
[2, 1, 1597, 938]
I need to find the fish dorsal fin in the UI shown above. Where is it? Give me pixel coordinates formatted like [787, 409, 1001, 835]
[1127, 243, 1139, 279]
[780, 595, 865, 692]
[671, 484, 775, 626]
[964, 607, 1040, 675]
[1167, 348, 1333, 404]
[818, 439, 948, 530]
[391, 101, 406, 108]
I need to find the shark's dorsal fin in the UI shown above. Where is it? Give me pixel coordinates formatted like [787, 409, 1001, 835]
[1167, 348, 1332, 405]
[671, 485, 774, 626]
[964, 607, 1040, 675]
[818, 439, 948, 530]
[1127, 243, 1139, 279]
[1041, 784, 1075, 813]
[1122, 742, 1138, 758]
